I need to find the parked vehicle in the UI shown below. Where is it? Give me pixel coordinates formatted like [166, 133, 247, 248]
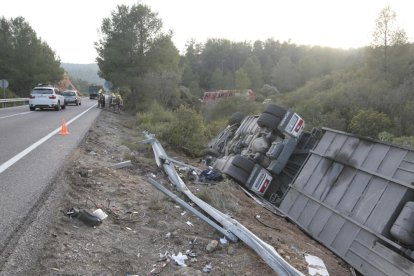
[89, 85, 102, 99]
[208, 104, 414, 276]
[29, 86, 66, 111]
[63, 90, 81, 106]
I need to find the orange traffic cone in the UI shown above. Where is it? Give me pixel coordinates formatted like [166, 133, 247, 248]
[60, 119, 70, 135]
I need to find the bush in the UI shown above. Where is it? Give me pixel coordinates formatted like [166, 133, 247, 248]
[348, 109, 393, 138]
[136, 101, 174, 135]
[162, 105, 207, 156]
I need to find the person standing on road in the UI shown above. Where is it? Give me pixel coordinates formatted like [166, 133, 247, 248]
[98, 89, 105, 109]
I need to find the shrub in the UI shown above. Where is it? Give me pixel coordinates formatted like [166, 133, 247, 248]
[162, 105, 207, 156]
[136, 101, 174, 135]
[348, 109, 393, 138]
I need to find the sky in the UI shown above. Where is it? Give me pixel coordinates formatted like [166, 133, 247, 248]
[2, 0, 413, 64]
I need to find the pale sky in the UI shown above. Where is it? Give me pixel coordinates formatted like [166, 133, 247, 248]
[2, 0, 413, 64]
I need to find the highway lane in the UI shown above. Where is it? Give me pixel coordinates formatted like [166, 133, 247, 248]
[0, 98, 100, 256]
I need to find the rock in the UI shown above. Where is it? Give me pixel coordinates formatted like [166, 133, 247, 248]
[206, 240, 219, 253]
[227, 246, 236, 255]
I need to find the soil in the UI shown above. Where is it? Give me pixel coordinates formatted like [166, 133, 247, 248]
[26, 110, 352, 275]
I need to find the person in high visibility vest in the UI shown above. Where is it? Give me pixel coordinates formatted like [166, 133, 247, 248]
[98, 89, 105, 108]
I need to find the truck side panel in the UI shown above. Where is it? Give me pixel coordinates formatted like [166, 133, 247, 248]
[280, 128, 414, 276]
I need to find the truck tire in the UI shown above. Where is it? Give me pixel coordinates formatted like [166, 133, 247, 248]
[264, 104, 286, 119]
[229, 112, 245, 125]
[257, 113, 281, 131]
[232, 155, 255, 174]
[223, 164, 249, 184]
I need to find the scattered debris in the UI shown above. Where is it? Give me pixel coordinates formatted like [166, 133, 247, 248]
[92, 208, 108, 220]
[171, 252, 188, 267]
[202, 263, 213, 273]
[219, 237, 229, 246]
[199, 167, 223, 182]
[111, 160, 132, 169]
[186, 221, 193, 227]
[255, 214, 280, 231]
[66, 207, 102, 227]
[305, 254, 329, 276]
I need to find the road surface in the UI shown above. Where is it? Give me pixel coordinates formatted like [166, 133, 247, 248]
[0, 99, 100, 267]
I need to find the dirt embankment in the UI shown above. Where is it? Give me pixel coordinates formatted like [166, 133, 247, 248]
[26, 110, 351, 275]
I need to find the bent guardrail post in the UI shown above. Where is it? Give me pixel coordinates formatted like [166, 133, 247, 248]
[143, 131, 304, 276]
[147, 178, 238, 242]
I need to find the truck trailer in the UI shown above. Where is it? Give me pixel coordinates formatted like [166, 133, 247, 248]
[208, 104, 414, 276]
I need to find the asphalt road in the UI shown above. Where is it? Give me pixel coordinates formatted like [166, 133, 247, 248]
[0, 99, 100, 264]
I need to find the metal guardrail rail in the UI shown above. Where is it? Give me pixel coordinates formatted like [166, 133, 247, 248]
[0, 98, 29, 103]
[144, 131, 304, 276]
[0, 98, 29, 108]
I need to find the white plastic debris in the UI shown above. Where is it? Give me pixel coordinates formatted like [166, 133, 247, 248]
[305, 254, 329, 276]
[203, 263, 213, 273]
[126, 227, 132, 231]
[219, 237, 228, 245]
[92, 208, 108, 220]
[181, 211, 186, 216]
[165, 232, 171, 238]
[186, 221, 193, 227]
[172, 252, 188, 267]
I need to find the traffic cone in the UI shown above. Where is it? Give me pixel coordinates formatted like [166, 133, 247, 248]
[60, 119, 69, 135]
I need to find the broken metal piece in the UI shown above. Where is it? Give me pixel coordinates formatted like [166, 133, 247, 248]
[111, 160, 132, 169]
[147, 177, 237, 242]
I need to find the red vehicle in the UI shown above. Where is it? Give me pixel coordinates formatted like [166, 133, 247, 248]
[202, 89, 256, 103]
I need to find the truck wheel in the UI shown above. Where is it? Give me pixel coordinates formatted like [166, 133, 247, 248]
[223, 164, 249, 184]
[228, 112, 245, 125]
[29, 106, 35, 111]
[264, 104, 286, 119]
[232, 155, 255, 174]
[257, 113, 281, 131]
[62, 103, 66, 109]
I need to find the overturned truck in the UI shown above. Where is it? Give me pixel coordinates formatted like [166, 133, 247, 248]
[208, 104, 414, 276]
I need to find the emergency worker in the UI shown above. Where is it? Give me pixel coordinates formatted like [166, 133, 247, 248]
[98, 89, 105, 108]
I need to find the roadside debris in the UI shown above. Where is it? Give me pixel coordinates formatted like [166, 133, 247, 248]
[171, 252, 188, 267]
[92, 208, 108, 220]
[66, 207, 103, 227]
[305, 254, 329, 276]
[199, 167, 223, 182]
[145, 132, 304, 275]
[202, 263, 213, 273]
[111, 160, 132, 169]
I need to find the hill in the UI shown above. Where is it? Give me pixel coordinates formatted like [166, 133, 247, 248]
[61, 63, 104, 85]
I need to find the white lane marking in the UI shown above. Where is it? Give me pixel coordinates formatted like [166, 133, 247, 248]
[0, 111, 32, 120]
[0, 103, 98, 174]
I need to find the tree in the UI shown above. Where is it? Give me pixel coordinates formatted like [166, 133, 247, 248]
[242, 56, 263, 89]
[271, 56, 300, 92]
[95, 3, 164, 104]
[0, 16, 63, 96]
[235, 68, 251, 89]
[371, 6, 408, 73]
[348, 109, 393, 138]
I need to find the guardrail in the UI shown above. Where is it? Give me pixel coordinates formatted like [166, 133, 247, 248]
[144, 131, 304, 276]
[0, 98, 29, 108]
